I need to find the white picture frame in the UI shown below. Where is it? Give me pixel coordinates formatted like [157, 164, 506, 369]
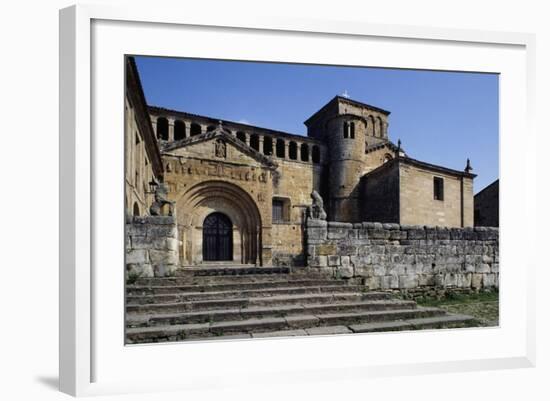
[59, 4, 536, 397]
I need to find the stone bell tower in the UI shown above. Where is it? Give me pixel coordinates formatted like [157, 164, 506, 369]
[304, 95, 391, 222]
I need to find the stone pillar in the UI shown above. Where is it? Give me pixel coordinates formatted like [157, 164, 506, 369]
[245, 133, 250, 147]
[284, 141, 289, 159]
[258, 136, 265, 154]
[184, 122, 191, 138]
[151, 119, 157, 137]
[168, 118, 175, 142]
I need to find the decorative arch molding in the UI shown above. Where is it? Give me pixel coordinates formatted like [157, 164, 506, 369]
[176, 180, 262, 266]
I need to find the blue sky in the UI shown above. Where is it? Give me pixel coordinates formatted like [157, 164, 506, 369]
[135, 56, 499, 193]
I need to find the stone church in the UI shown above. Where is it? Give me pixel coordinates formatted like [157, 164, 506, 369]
[125, 56, 476, 269]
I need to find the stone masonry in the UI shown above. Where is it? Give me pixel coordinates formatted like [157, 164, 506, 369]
[306, 219, 499, 294]
[126, 215, 179, 278]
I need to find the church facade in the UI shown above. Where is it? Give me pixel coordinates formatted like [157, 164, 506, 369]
[125, 57, 476, 268]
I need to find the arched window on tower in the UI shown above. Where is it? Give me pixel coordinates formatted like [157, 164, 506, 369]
[133, 202, 140, 217]
[376, 117, 383, 138]
[174, 120, 185, 140]
[312, 145, 321, 163]
[276, 139, 285, 158]
[289, 141, 297, 160]
[190, 123, 202, 136]
[156, 117, 168, 140]
[263, 136, 273, 156]
[250, 134, 260, 151]
[343, 121, 349, 138]
[350, 122, 355, 139]
[300, 143, 309, 162]
[206, 125, 216, 132]
[368, 115, 375, 137]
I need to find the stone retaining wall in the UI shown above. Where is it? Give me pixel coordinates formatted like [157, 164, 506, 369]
[306, 220, 499, 293]
[126, 216, 179, 279]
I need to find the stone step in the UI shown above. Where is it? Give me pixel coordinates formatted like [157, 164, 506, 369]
[176, 266, 291, 277]
[133, 272, 335, 286]
[126, 284, 367, 304]
[314, 306, 445, 326]
[126, 299, 418, 327]
[349, 314, 476, 333]
[126, 292, 393, 314]
[126, 279, 351, 296]
[125, 307, 446, 344]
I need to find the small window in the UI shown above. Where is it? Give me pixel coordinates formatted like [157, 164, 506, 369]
[236, 131, 247, 143]
[174, 120, 185, 140]
[433, 177, 444, 201]
[276, 139, 285, 158]
[272, 199, 284, 222]
[350, 122, 355, 139]
[250, 134, 260, 151]
[263, 136, 273, 156]
[133, 202, 140, 217]
[300, 143, 309, 162]
[156, 117, 168, 140]
[190, 123, 202, 136]
[343, 122, 349, 138]
[289, 141, 297, 160]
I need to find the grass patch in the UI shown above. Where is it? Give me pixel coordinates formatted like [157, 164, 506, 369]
[415, 290, 499, 327]
[416, 290, 498, 307]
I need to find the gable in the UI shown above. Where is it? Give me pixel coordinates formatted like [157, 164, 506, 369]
[162, 130, 278, 169]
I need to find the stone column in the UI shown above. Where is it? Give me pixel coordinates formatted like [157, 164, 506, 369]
[258, 136, 265, 154]
[167, 118, 175, 141]
[284, 141, 289, 159]
[245, 133, 250, 147]
[184, 121, 191, 138]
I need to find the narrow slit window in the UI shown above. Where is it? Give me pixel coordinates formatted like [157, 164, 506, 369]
[433, 177, 444, 201]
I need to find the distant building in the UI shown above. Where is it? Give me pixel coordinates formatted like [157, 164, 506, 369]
[125, 56, 477, 267]
[474, 179, 499, 227]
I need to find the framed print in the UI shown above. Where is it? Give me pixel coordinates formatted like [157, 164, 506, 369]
[59, 4, 536, 397]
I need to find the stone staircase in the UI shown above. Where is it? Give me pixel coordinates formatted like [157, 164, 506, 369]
[126, 267, 475, 344]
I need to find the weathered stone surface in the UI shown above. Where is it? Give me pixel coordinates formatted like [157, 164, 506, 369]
[126, 249, 148, 264]
[126, 263, 154, 278]
[317, 244, 336, 256]
[336, 264, 354, 279]
[328, 255, 340, 266]
[307, 221, 499, 292]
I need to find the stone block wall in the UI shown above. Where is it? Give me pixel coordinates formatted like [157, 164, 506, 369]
[306, 219, 499, 294]
[125, 215, 179, 279]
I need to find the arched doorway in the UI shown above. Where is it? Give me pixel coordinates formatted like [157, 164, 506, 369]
[202, 212, 233, 261]
[176, 181, 263, 266]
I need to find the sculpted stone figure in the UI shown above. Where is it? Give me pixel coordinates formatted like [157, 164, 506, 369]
[150, 182, 175, 216]
[215, 139, 226, 158]
[307, 190, 327, 220]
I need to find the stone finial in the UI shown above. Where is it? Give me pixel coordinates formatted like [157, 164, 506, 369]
[217, 120, 224, 131]
[465, 158, 473, 173]
[397, 139, 402, 154]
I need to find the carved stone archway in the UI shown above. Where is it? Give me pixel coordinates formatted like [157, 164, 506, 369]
[176, 180, 262, 266]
